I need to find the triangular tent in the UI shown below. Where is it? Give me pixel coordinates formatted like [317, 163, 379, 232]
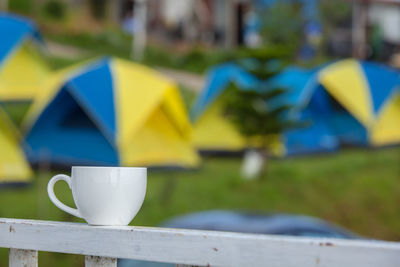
[23, 58, 200, 167]
[0, 13, 49, 101]
[193, 59, 400, 155]
[370, 93, 400, 146]
[191, 63, 261, 152]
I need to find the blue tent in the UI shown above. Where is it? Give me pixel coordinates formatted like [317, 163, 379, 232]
[23, 58, 200, 167]
[0, 13, 42, 64]
[282, 60, 400, 154]
[191, 63, 261, 120]
[192, 60, 400, 155]
[0, 13, 48, 101]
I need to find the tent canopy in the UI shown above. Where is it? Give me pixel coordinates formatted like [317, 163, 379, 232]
[317, 59, 400, 147]
[192, 59, 400, 155]
[0, 13, 48, 101]
[0, 13, 42, 63]
[271, 59, 400, 153]
[23, 57, 199, 167]
[191, 63, 265, 152]
[191, 63, 261, 120]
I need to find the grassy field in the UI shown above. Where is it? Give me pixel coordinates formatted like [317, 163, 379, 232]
[1, 147, 400, 266]
[43, 31, 245, 73]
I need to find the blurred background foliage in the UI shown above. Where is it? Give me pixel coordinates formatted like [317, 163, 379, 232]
[41, 0, 67, 21]
[5, 0, 346, 72]
[8, 0, 32, 15]
[223, 53, 296, 148]
[259, 2, 305, 56]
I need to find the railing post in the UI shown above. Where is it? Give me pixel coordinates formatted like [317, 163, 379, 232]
[85, 256, 117, 267]
[9, 249, 38, 267]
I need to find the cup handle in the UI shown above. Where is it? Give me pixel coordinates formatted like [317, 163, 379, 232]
[47, 174, 82, 218]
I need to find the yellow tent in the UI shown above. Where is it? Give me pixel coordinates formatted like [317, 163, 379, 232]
[0, 105, 32, 184]
[193, 99, 247, 152]
[193, 59, 400, 155]
[370, 93, 400, 146]
[23, 58, 200, 167]
[318, 59, 400, 147]
[0, 14, 49, 101]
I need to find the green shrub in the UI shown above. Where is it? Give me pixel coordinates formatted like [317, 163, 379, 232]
[42, 0, 66, 20]
[9, 0, 33, 15]
[89, 0, 107, 20]
[259, 2, 305, 55]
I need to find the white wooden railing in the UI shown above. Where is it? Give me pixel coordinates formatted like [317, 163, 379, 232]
[1, 218, 400, 267]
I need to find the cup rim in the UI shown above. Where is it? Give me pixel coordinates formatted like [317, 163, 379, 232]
[72, 166, 147, 170]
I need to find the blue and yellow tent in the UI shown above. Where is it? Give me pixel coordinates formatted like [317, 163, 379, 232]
[282, 59, 400, 154]
[192, 59, 400, 155]
[315, 59, 400, 147]
[0, 104, 32, 184]
[191, 63, 260, 152]
[0, 13, 49, 101]
[23, 57, 200, 167]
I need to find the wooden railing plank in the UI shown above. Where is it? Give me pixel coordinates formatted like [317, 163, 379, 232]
[9, 249, 38, 267]
[1, 218, 400, 267]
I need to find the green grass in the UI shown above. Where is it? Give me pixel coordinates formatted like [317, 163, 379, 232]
[46, 31, 133, 59]
[44, 54, 89, 70]
[1, 148, 400, 266]
[44, 31, 235, 73]
[43, 30, 333, 76]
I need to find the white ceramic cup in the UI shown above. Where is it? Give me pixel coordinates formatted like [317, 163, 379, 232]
[47, 166, 147, 226]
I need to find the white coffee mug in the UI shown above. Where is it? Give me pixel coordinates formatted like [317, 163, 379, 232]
[47, 166, 147, 226]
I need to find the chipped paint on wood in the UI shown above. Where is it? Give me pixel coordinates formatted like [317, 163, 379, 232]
[1, 218, 400, 267]
[9, 248, 38, 267]
[85, 256, 117, 267]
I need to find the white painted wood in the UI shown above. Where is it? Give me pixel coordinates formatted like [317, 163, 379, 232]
[9, 248, 38, 267]
[85, 256, 117, 267]
[1, 218, 400, 267]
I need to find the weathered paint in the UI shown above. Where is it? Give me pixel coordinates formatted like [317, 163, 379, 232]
[85, 256, 117, 267]
[9, 248, 38, 267]
[1, 218, 400, 267]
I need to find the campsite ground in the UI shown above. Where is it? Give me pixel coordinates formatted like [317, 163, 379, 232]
[1, 147, 400, 267]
